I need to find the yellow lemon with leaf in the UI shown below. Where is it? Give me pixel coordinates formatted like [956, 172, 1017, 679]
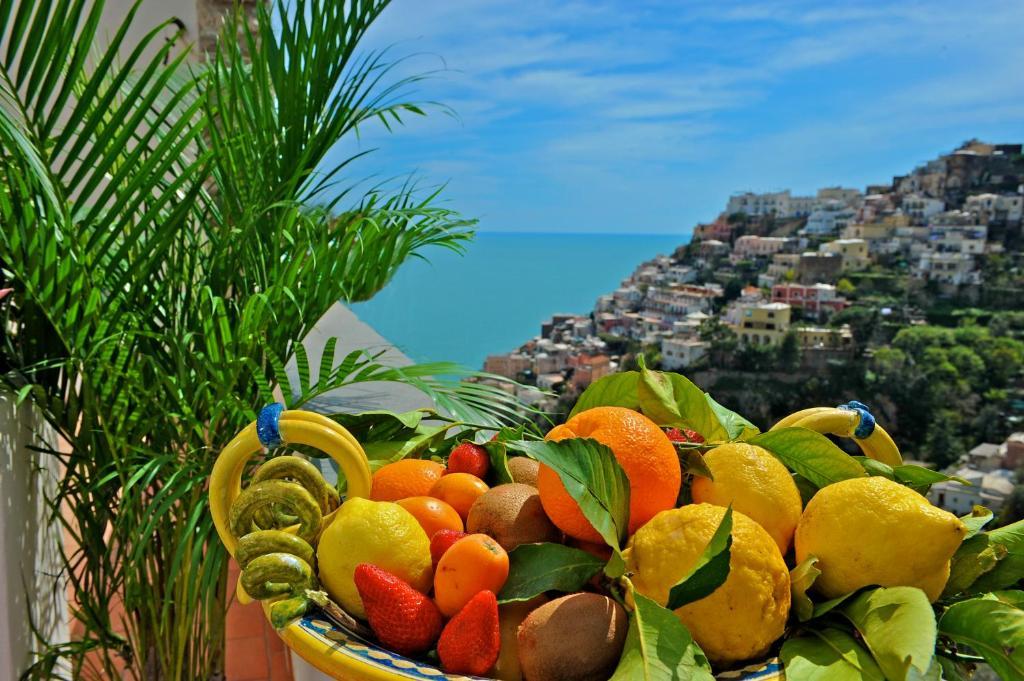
[624, 504, 791, 666]
[690, 442, 803, 554]
[795, 476, 967, 602]
[316, 497, 432, 618]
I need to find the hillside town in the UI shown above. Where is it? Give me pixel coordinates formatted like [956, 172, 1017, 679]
[480, 140, 1024, 520]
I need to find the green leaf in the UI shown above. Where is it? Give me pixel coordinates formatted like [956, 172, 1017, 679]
[813, 591, 858, 619]
[945, 533, 1007, 598]
[841, 586, 937, 680]
[483, 425, 524, 485]
[966, 519, 1024, 593]
[746, 428, 866, 489]
[676, 446, 713, 479]
[936, 655, 970, 681]
[780, 628, 885, 681]
[704, 393, 759, 440]
[636, 361, 721, 440]
[497, 543, 604, 603]
[791, 555, 822, 622]
[992, 590, 1024, 609]
[506, 438, 630, 552]
[893, 465, 969, 493]
[960, 506, 994, 540]
[853, 455, 896, 480]
[610, 585, 714, 681]
[569, 371, 640, 417]
[938, 598, 1024, 680]
[666, 506, 732, 609]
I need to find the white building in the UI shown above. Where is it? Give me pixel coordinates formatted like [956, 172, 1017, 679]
[727, 190, 816, 218]
[732, 235, 794, 260]
[660, 337, 709, 370]
[914, 252, 980, 285]
[928, 467, 1014, 515]
[802, 202, 857, 236]
[902, 194, 945, 224]
[965, 193, 1023, 225]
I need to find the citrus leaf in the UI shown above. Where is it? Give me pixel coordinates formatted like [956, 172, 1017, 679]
[705, 393, 759, 440]
[636, 360, 720, 440]
[961, 506, 994, 540]
[840, 586, 937, 680]
[893, 465, 969, 493]
[853, 455, 896, 480]
[666, 506, 732, 609]
[676, 446, 713, 480]
[610, 584, 714, 681]
[813, 591, 858, 618]
[506, 438, 630, 552]
[780, 628, 885, 681]
[747, 427, 866, 489]
[498, 543, 605, 603]
[569, 371, 640, 417]
[483, 425, 523, 485]
[938, 597, 1024, 681]
[791, 555, 822, 622]
[992, 590, 1024, 609]
[966, 519, 1024, 594]
[945, 533, 1007, 598]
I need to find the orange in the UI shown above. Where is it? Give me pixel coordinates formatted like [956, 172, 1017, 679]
[371, 459, 445, 502]
[434, 534, 509, 616]
[539, 406, 681, 543]
[396, 496, 464, 538]
[429, 473, 489, 522]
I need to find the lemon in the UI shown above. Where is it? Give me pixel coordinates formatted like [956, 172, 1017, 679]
[624, 504, 790, 666]
[691, 442, 802, 554]
[316, 497, 432, 618]
[794, 476, 967, 602]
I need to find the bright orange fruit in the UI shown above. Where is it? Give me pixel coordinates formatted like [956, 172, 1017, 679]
[429, 473, 489, 522]
[433, 534, 509, 617]
[397, 496, 465, 538]
[371, 459, 445, 502]
[539, 406, 681, 543]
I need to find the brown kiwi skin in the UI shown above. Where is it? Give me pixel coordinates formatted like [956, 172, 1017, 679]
[516, 593, 627, 681]
[508, 457, 540, 487]
[466, 483, 561, 551]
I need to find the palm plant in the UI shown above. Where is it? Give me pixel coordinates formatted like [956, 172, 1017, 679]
[0, 1, 525, 678]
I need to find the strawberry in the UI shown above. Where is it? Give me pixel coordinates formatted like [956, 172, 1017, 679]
[446, 442, 490, 479]
[353, 564, 442, 656]
[430, 529, 466, 566]
[437, 590, 500, 675]
[665, 427, 705, 444]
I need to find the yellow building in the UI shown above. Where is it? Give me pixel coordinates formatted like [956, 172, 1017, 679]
[795, 325, 853, 349]
[735, 302, 791, 346]
[820, 238, 870, 271]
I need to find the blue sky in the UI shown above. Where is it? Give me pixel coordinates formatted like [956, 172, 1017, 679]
[324, 0, 1024, 236]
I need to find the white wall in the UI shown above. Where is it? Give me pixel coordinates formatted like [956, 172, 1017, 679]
[0, 395, 68, 678]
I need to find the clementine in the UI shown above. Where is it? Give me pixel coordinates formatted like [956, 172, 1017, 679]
[396, 496, 465, 538]
[433, 534, 509, 617]
[539, 406, 680, 543]
[370, 459, 445, 502]
[429, 473, 489, 522]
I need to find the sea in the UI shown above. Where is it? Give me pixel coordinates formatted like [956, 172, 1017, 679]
[350, 231, 687, 371]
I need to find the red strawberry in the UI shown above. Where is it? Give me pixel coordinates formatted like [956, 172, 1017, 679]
[437, 590, 500, 675]
[353, 564, 442, 656]
[430, 529, 466, 566]
[665, 427, 705, 444]
[446, 442, 490, 478]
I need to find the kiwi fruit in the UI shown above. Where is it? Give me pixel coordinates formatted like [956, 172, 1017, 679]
[508, 456, 540, 487]
[493, 595, 548, 681]
[517, 593, 627, 681]
[467, 483, 560, 551]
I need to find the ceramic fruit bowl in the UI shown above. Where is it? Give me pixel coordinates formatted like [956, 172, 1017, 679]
[209, 407, 787, 680]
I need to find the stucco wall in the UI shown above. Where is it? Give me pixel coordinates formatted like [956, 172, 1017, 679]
[0, 395, 68, 678]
